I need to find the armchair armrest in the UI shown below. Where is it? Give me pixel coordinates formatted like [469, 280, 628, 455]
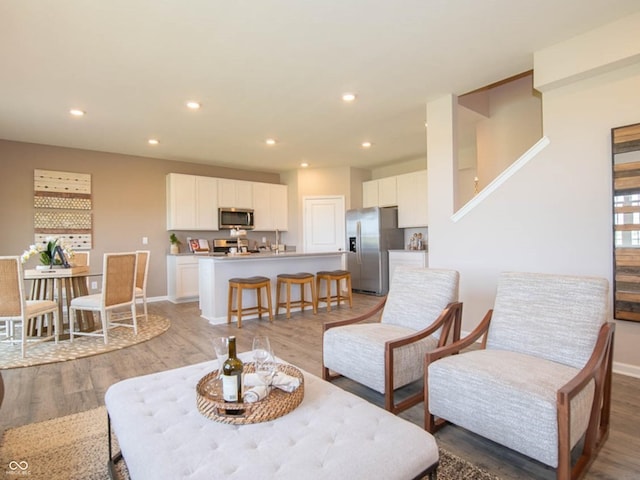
[383, 301, 463, 413]
[556, 322, 615, 480]
[424, 309, 493, 365]
[322, 297, 387, 332]
[386, 301, 463, 353]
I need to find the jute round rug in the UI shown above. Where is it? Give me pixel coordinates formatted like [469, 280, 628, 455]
[0, 314, 170, 369]
[0, 406, 502, 480]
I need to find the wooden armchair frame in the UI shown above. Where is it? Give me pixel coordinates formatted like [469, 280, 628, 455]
[424, 309, 615, 480]
[323, 298, 463, 414]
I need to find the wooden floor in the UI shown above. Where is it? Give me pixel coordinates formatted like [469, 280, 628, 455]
[1, 295, 639, 480]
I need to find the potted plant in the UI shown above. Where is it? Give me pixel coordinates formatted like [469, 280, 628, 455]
[169, 233, 181, 254]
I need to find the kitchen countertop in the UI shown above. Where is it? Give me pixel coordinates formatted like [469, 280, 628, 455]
[203, 251, 343, 261]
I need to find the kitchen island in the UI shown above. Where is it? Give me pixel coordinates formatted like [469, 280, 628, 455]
[199, 252, 344, 324]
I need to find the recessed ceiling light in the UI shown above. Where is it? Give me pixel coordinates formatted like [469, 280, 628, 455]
[265, 138, 277, 146]
[300, 162, 309, 168]
[342, 93, 357, 102]
[361, 141, 372, 148]
[186, 101, 201, 110]
[148, 139, 159, 145]
[69, 109, 85, 117]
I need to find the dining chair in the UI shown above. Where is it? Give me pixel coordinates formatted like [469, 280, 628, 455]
[69, 252, 137, 345]
[134, 250, 150, 321]
[0, 256, 59, 357]
[72, 251, 90, 267]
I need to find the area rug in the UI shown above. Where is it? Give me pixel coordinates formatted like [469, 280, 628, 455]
[0, 315, 170, 369]
[0, 406, 502, 480]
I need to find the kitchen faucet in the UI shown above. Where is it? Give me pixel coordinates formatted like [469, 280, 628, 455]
[275, 229, 280, 254]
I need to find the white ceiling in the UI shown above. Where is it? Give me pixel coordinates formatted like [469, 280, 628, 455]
[2, 1, 639, 173]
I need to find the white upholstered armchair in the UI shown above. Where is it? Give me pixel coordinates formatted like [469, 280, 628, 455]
[323, 267, 462, 414]
[425, 272, 615, 480]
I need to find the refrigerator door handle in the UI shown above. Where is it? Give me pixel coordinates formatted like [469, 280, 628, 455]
[356, 220, 362, 264]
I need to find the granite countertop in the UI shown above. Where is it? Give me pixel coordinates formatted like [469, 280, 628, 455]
[208, 251, 343, 260]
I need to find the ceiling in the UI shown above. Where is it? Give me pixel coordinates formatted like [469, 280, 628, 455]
[2, 1, 639, 174]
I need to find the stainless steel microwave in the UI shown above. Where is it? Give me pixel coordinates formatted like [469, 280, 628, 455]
[218, 208, 255, 230]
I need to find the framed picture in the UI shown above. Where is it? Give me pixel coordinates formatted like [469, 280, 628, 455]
[189, 238, 210, 253]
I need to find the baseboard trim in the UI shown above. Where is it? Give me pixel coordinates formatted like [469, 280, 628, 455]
[613, 362, 640, 379]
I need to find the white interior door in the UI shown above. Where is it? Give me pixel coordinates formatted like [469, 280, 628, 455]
[303, 196, 345, 253]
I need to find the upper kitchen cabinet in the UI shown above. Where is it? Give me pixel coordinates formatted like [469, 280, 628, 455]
[218, 179, 253, 209]
[166, 173, 218, 231]
[396, 170, 428, 227]
[252, 183, 288, 231]
[363, 177, 397, 208]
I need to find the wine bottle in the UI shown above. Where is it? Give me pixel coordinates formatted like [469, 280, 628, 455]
[222, 335, 244, 415]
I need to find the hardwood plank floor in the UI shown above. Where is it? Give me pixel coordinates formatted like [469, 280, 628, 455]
[1, 295, 638, 479]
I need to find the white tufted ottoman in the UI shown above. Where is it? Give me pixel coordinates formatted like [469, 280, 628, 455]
[105, 353, 439, 480]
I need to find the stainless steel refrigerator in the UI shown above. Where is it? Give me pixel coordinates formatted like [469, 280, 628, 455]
[346, 206, 404, 295]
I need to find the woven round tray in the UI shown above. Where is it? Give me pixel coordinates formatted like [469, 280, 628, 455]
[196, 363, 305, 425]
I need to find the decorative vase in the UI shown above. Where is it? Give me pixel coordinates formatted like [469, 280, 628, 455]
[170, 244, 179, 255]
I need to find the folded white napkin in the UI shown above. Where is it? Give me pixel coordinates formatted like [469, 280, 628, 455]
[271, 371, 300, 393]
[243, 371, 300, 393]
[243, 385, 269, 403]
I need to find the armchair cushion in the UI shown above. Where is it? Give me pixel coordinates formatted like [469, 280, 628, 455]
[324, 323, 439, 393]
[429, 349, 595, 467]
[382, 267, 460, 337]
[488, 272, 608, 369]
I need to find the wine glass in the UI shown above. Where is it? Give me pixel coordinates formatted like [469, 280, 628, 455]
[252, 336, 271, 366]
[212, 336, 229, 379]
[255, 350, 278, 386]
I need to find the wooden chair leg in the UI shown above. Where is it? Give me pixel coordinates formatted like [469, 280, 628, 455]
[275, 279, 282, 316]
[266, 283, 273, 321]
[237, 288, 243, 328]
[227, 285, 234, 325]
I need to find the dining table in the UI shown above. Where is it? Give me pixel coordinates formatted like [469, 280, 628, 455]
[24, 266, 103, 337]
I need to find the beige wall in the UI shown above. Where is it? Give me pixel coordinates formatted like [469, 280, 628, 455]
[0, 140, 279, 298]
[427, 14, 640, 375]
[284, 166, 363, 249]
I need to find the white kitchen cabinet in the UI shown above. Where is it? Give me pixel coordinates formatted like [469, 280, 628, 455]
[167, 255, 200, 303]
[362, 177, 398, 208]
[253, 183, 288, 231]
[195, 176, 219, 230]
[363, 180, 378, 208]
[378, 176, 397, 206]
[388, 250, 428, 286]
[396, 170, 428, 227]
[166, 173, 218, 230]
[218, 179, 253, 209]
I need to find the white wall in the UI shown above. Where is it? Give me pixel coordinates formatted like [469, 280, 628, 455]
[428, 14, 640, 375]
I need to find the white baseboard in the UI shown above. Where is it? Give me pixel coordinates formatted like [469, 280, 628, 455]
[146, 295, 169, 303]
[613, 362, 640, 379]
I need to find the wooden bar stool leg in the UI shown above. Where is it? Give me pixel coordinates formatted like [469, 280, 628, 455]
[276, 279, 282, 316]
[300, 282, 305, 314]
[310, 279, 318, 313]
[265, 283, 273, 321]
[227, 285, 234, 325]
[286, 281, 292, 318]
[237, 287, 243, 328]
[256, 286, 263, 320]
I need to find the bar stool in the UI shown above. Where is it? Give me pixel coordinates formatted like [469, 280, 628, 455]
[227, 276, 273, 328]
[276, 273, 317, 318]
[316, 270, 353, 312]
